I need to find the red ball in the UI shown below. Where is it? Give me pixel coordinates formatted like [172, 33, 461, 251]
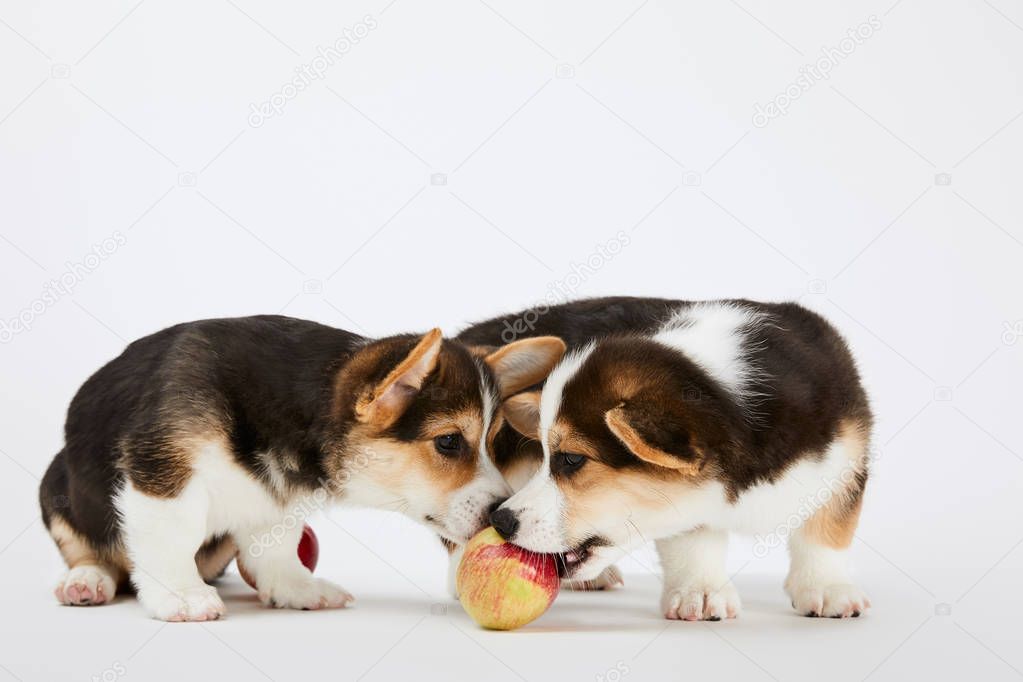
[238, 524, 319, 589]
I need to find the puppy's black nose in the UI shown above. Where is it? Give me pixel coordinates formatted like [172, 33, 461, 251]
[486, 499, 507, 517]
[490, 507, 520, 541]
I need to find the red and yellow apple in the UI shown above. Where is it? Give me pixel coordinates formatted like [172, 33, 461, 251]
[238, 524, 319, 589]
[457, 527, 560, 630]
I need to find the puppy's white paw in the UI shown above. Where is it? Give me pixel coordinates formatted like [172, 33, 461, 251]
[563, 565, 624, 591]
[142, 584, 225, 622]
[788, 582, 869, 618]
[662, 579, 740, 621]
[55, 565, 117, 606]
[259, 575, 353, 610]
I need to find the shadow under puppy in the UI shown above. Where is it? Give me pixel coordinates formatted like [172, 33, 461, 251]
[478, 297, 872, 620]
[39, 315, 564, 621]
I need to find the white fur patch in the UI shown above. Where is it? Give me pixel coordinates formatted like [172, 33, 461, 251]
[474, 363, 506, 484]
[654, 302, 768, 420]
[192, 444, 288, 535]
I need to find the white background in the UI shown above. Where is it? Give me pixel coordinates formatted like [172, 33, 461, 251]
[2, 0, 1022, 680]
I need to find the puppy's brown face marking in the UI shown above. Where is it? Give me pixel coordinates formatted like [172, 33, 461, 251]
[337, 336, 497, 542]
[539, 415, 696, 559]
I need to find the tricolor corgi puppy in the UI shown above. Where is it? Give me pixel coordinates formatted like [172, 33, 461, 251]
[488, 298, 872, 620]
[39, 315, 565, 621]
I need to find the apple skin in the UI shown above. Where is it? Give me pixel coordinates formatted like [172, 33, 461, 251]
[457, 527, 559, 630]
[297, 524, 319, 573]
[238, 524, 319, 589]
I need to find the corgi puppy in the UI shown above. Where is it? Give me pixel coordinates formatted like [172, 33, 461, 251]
[487, 298, 872, 620]
[39, 315, 565, 621]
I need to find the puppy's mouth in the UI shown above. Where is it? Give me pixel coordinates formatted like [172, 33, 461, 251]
[555, 537, 605, 578]
[424, 515, 466, 545]
[424, 513, 490, 546]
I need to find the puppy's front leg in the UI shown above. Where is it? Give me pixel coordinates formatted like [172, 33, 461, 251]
[119, 482, 225, 622]
[238, 519, 353, 610]
[657, 527, 740, 621]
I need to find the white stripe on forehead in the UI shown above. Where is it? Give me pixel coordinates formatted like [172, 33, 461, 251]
[474, 358, 503, 480]
[538, 343, 596, 459]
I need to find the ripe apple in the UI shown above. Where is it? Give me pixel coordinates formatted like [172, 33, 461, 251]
[297, 524, 319, 573]
[457, 527, 560, 630]
[238, 524, 319, 589]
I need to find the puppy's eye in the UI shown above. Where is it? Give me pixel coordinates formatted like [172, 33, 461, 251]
[552, 452, 587, 475]
[434, 433, 463, 456]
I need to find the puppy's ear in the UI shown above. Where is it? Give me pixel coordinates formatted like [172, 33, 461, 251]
[604, 401, 704, 474]
[484, 336, 566, 398]
[357, 328, 442, 428]
[502, 391, 542, 441]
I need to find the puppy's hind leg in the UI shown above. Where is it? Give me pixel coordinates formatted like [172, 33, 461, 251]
[785, 473, 870, 618]
[785, 497, 870, 618]
[118, 480, 225, 622]
[49, 517, 125, 606]
[42, 450, 126, 606]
